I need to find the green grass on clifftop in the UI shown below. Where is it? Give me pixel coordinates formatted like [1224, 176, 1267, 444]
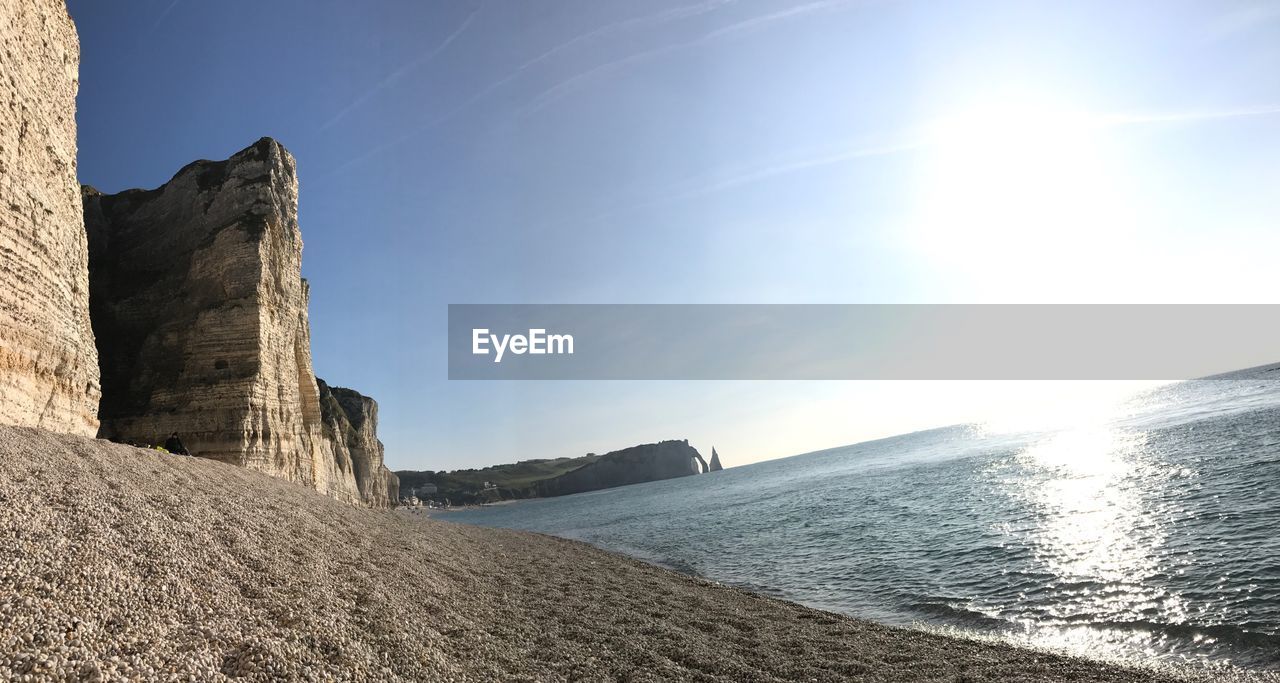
[397, 454, 601, 504]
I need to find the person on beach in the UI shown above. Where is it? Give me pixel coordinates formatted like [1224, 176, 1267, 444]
[164, 432, 190, 456]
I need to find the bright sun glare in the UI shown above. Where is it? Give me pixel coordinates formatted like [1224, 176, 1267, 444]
[909, 95, 1140, 297]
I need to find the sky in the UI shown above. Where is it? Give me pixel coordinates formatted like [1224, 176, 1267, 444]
[67, 0, 1280, 470]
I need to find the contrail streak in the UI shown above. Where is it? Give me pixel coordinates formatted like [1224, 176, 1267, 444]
[152, 0, 184, 30]
[562, 100, 1280, 223]
[1098, 103, 1280, 127]
[320, 5, 481, 131]
[429, 0, 738, 127]
[589, 136, 923, 223]
[518, 0, 863, 119]
[666, 140, 924, 200]
[325, 0, 741, 175]
[644, 102, 1280, 205]
[328, 0, 870, 174]
[531, 0, 737, 67]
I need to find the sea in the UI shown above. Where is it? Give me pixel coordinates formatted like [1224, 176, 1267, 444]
[445, 366, 1280, 673]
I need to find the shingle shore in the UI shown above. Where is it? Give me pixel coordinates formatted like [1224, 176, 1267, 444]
[1, 425, 1195, 682]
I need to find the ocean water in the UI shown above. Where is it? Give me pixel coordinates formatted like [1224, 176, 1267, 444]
[446, 367, 1280, 672]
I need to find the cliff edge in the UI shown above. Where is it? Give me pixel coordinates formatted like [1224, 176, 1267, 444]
[318, 379, 399, 508]
[0, 0, 100, 435]
[83, 138, 394, 506]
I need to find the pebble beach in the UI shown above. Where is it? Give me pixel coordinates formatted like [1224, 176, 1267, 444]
[0, 425, 1218, 682]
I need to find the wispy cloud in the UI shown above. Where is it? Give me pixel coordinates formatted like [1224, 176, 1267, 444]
[530, 0, 738, 67]
[325, 0, 1280, 183]
[320, 5, 481, 131]
[1204, 1, 1280, 41]
[517, 0, 866, 119]
[428, 0, 739, 129]
[568, 136, 922, 229]
[677, 102, 1280, 196]
[323, 0, 760, 175]
[152, 0, 184, 31]
[645, 139, 922, 207]
[703, 0, 856, 39]
[1098, 103, 1280, 127]
[568, 101, 1280, 222]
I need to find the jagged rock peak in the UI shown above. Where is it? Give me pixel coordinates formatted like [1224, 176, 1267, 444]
[166, 136, 295, 193]
[709, 447, 724, 472]
[85, 137, 298, 233]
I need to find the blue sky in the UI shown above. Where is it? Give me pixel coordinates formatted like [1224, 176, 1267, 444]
[68, 0, 1280, 469]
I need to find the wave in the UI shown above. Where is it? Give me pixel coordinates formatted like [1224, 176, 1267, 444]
[1086, 619, 1280, 656]
[906, 600, 1012, 630]
[907, 597, 1280, 667]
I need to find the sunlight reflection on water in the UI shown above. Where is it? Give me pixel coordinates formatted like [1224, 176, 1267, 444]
[995, 426, 1192, 662]
[447, 371, 1280, 673]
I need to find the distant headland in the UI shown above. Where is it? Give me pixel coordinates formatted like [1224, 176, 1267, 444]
[397, 439, 727, 506]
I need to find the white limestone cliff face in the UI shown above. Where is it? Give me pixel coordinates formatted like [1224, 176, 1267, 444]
[0, 0, 100, 436]
[318, 379, 400, 508]
[534, 440, 703, 497]
[83, 138, 393, 506]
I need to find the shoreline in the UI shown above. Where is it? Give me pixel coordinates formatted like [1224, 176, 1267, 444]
[432, 506, 1280, 682]
[0, 425, 1249, 681]
[403, 498, 527, 517]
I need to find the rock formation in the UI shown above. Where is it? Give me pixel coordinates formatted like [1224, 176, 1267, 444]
[693, 450, 709, 473]
[318, 379, 399, 508]
[83, 137, 395, 506]
[709, 447, 724, 471]
[535, 440, 703, 497]
[0, 0, 100, 436]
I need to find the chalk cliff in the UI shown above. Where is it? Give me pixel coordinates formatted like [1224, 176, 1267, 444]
[318, 379, 399, 508]
[709, 447, 724, 472]
[83, 138, 394, 506]
[535, 440, 703, 497]
[0, 0, 100, 435]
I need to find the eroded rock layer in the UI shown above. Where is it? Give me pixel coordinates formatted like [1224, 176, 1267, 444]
[83, 138, 393, 506]
[0, 0, 100, 435]
[318, 379, 399, 508]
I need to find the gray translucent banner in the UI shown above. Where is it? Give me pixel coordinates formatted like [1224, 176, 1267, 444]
[447, 305, 1280, 380]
